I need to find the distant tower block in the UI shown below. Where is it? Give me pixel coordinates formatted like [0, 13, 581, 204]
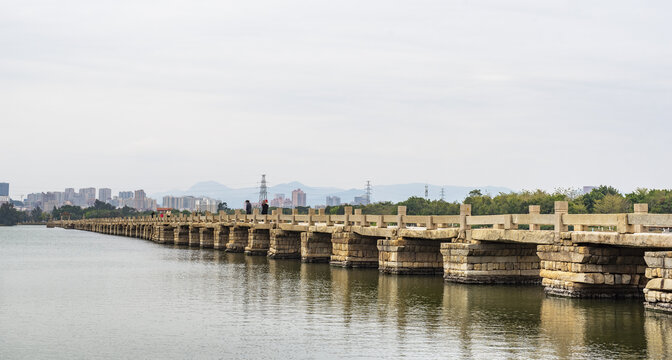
[259, 174, 268, 204]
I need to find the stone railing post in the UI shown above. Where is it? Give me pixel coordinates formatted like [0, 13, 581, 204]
[634, 203, 649, 233]
[318, 208, 326, 226]
[554, 201, 568, 233]
[291, 208, 298, 225]
[459, 204, 471, 238]
[344, 206, 352, 227]
[317, 208, 325, 225]
[378, 215, 387, 228]
[426, 215, 436, 230]
[354, 209, 362, 226]
[252, 208, 259, 224]
[504, 214, 516, 230]
[325, 209, 333, 226]
[308, 208, 315, 226]
[397, 206, 406, 229]
[529, 205, 541, 231]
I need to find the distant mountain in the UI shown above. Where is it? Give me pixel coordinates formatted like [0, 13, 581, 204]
[150, 181, 514, 208]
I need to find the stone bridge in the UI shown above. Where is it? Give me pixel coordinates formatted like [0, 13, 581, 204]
[49, 202, 672, 314]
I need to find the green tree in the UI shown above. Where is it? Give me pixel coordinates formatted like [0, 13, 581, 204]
[577, 185, 621, 213]
[0, 203, 24, 225]
[30, 206, 43, 222]
[593, 194, 630, 214]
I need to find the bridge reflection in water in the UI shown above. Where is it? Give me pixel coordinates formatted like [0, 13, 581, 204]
[185, 249, 668, 358]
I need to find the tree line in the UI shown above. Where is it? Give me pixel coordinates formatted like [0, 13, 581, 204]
[316, 186, 672, 216]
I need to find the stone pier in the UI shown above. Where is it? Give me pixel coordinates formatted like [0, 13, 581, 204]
[538, 240, 646, 298]
[330, 231, 379, 268]
[441, 241, 541, 284]
[188, 225, 201, 247]
[157, 225, 175, 244]
[199, 227, 214, 248]
[213, 226, 230, 250]
[300, 231, 332, 263]
[268, 229, 301, 259]
[644, 251, 672, 312]
[245, 228, 270, 256]
[378, 237, 443, 275]
[174, 224, 189, 246]
[225, 226, 248, 253]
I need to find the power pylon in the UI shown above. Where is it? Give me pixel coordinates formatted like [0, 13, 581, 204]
[365, 181, 372, 205]
[259, 174, 268, 204]
[440, 187, 445, 201]
[425, 184, 429, 199]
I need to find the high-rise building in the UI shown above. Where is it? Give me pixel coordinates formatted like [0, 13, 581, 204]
[42, 192, 59, 211]
[353, 196, 367, 205]
[134, 190, 146, 210]
[0, 182, 8, 196]
[326, 196, 341, 206]
[292, 189, 306, 207]
[119, 191, 133, 200]
[270, 194, 285, 208]
[79, 188, 96, 207]
[99, 188, 112, 202]
[64, 188, 75, 202]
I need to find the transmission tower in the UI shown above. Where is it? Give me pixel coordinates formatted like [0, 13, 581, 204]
[365, 181, 372, 205]
[440, 187, 445, 201]
[258, 174, 268, 204]
[424, 184, 429, 199]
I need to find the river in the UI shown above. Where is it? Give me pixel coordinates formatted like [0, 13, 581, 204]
[1, 226, 670, 359]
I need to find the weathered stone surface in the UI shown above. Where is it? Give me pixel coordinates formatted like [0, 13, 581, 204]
[300, 231, 331, 263]
[378, 238, 443, 275]
[188, 225, 201, 247]
[471, 229, 555, 244]
[398, 228, 459, 240]
[540, 243, 646, 298]
[199, 227, 214, 248]
[441, 241, 541, 284]
[646, 267, 672, 280]
[157, 225, 175, 244]
[573, 232, 672, 249]
[225, 226, 248, 253]
[542, 278, 643, 298]
[645, 278, 672, 291]
[213, 226, 230, 250]
[173, 225, 189, 246]
[268, 229, 301, 259]
[330, 231, 379, 268]
[245, 228, 270, 256]
[644, 251, 672, 313]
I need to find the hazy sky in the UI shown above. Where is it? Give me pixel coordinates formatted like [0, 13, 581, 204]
[2, 0, 671, 198]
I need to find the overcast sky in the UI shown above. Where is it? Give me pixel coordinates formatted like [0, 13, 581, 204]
[2, 0, 671, 198]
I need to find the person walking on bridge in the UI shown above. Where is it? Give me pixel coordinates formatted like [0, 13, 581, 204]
[261, 200, 269, 215]
[245, 200, 252, 215]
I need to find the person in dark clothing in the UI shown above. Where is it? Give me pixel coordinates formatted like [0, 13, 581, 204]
[261, 200, 269, 215]
[245, 200, 252, 214]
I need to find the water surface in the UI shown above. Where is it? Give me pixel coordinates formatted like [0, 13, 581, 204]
[1, 226, 670, 359]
